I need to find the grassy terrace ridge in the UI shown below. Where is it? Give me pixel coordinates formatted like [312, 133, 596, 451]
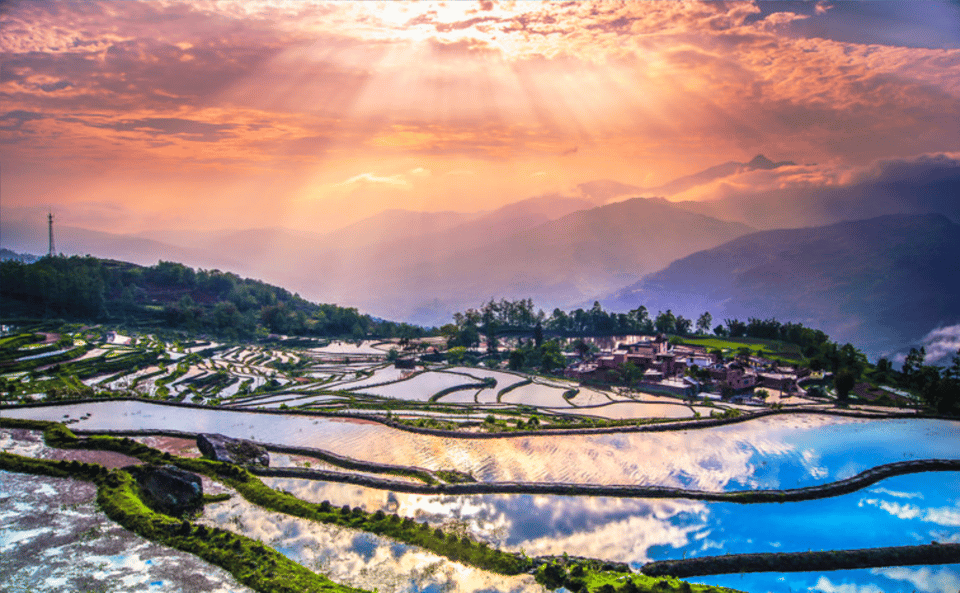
[0, 417, 742, 593]
[53, 422, 959, 504]
[0, 395, 938, 441]
[641, 543, 960, 578]
[0, 451, 362, 592]
[251, 457, 960, 503]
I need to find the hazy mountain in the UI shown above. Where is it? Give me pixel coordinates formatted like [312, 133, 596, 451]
[345, 197, 754, 324]
[0, 218, 237, 271]
[0, 248, 40, 263]
[643, 154, 797, 197]
[604, 213, 960, 359]
[672, 153, 960, 229]
[576, 179, 642, 204]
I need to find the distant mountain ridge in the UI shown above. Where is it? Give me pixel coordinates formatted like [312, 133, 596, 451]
[671, 154, 960, 229]
[641, 154, 797, 198]
[340, 196, 754, 324]
[604, 213, 960, 359]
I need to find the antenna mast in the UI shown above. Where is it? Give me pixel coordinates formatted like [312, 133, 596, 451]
[48, 211, 56, 257]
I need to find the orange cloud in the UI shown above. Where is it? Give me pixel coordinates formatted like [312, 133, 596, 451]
[2, 1, 959, 234]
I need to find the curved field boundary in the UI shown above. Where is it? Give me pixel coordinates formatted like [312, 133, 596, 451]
[249, 458, 960, 502]
[429, 380, 494, 403]
[496, 379, 532, 402]
[73, 424, 959, 502]
[641, 543, 960, 578]
[2, 397, 952, 440]
[339, 368, 428, 393]
[68, 428, 440, 483]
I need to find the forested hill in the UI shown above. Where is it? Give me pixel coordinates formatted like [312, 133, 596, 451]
[0, 256, 426, 339]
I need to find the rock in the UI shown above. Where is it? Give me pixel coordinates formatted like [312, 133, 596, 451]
[197, 433, 270, 467]
[130, 464, 202, 516]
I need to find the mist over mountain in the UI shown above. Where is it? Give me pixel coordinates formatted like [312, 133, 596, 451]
[0, 218, 240, 271]
[640, 154, 797, 198]
[604, 213, 960, 360]
[671, 153, 960, 229]
[5, 152, 959, 357]
[350, 197, 754, 324]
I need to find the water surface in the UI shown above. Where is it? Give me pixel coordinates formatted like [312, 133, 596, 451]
[5, 403, 958, 491]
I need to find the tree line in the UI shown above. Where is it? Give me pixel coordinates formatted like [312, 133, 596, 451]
[0, 256, 425, 340]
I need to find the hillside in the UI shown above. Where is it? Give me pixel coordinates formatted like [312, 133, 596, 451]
[343, 197, 755, 323]
[0, 256, 422, 339]
[641, 154, 797, 198]
[604, 214, 960, 359]
[672, 154, 960, 229]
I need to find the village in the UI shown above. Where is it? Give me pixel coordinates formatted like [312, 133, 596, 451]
[562, 333, 815, 405]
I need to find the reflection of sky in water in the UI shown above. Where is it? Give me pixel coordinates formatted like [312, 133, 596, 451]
[698, 565, 960, 593]
[265, 472, 960, 592]
[199, 488, 543, 593]
[7, 403, 960, 491]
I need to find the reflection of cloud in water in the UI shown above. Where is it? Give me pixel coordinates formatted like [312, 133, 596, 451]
[516, 501, 707, 565]
[262, 477, 709, 565]
[869, 487, 924, 500]
[872, 566, 960, 593]
[14, 404, 957, 492]
[859, 497, 960, 527]
[200, 491, 544, 593]
[812, 576, 884, 593]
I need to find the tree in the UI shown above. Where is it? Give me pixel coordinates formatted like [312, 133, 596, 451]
[902, 347, 926, 379]
[619, 361, 642, 384]
[675, 315, 692, 336]
[946, 349, 960, 381]
[534, 322, 544, 348]
[725, 318, 747, 338]
[573, 339, 591, 359]
[713, 324, 728, 337]
[447, 347, 467, 364]
[654, 310, 677, 334]
[696, 312, 713, 335]
[834, 369, 856, 402]
[539, 340, 566, 372]
[508, 349, 525, 371]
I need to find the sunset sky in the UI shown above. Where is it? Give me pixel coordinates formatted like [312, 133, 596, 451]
[2, 0, 960, 235]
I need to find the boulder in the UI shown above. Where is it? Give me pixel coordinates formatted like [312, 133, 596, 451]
[130, 464, 202, 516]
[197, 433, 270, 467]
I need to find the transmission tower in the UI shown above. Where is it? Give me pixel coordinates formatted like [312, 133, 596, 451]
[48, 211, 56, 257]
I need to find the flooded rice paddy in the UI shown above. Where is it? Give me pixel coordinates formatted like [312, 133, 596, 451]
[5, 403, 960, 491]
[2, 404, 958, 593]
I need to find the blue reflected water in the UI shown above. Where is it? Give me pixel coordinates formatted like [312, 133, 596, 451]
[6, 402, 959, 489]
[266, 472, 960, 592]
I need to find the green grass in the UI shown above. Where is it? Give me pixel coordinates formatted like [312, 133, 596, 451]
[534, 557, 744, 593]
[0, 418, 752, 593]
[0, 446, 363, 592]
[676, 336, 803, 363]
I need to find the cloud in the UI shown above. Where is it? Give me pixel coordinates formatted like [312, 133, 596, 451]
[333, 173, 410, 188]
[893, 324, 960, 365]
[3, 1, 960, 234]
[0, 109, 44, 130]
[79, 116, 236, 142]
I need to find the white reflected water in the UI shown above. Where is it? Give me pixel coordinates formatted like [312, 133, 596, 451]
[4, 402, 959, 491]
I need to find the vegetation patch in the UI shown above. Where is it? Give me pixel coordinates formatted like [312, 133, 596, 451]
[0, 448, 364, 593]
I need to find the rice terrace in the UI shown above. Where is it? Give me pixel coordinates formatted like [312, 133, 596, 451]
[2, 2, 960, 592]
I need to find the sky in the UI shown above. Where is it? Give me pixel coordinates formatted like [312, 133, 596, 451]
[2, 0, 960, 235]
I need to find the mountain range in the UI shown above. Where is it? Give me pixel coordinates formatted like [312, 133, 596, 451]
[604, 213, 960, 359]
[4, 153, 960, 359]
